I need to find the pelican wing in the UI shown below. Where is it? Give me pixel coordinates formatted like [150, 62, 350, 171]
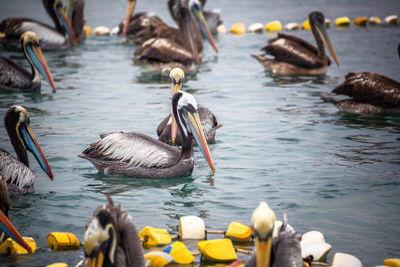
[134, 37, 193, 65]
[0, 149, 35, 189]
[81, 131, 180, 168]
[333, 72, 400, 108]
[262, 34, 324, 68]
[0, 56, 33, 91]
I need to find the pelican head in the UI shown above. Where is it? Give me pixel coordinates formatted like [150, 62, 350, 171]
[4, 105, 54, 180]
[172, 91, 215, 172]
[20, 31, 56, 93]
[53, 0, 77, 45]
[252, 201, 276, 267]
[169, 68, 185, 144]
[309, 11, 339, 66]
[84, 209, 117, 267]
[122, 0, 137, 35]
[189, 0, 219, 53]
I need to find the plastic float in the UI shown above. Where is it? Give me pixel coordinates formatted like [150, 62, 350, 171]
[110, 26, 120, 35]
[301, 19, 311, 30]
[0, 237, 36, 254]
[248, 23, 264, 33]
[217, 24, 228, 34]
[369, 16, 382, 25]
[83, 25, 92, 36]
[93, 26, 111, 35]
[300, 231, 332, 262]
[139, 227, 172, 246]
[324, 18, 331, 28]
[285, 22, 299, 31]
[335, 17, 351, 27]
[163, 241, 195, 264]
[353, 17, 368, 27]
[231, 23, 246, 34]
[47, 232, 80, 250]
[384, 258, 400, 267]
[144, 251, 174, 267]
[385, 15, 398, 25]
[265, 20, 282, 31]
[46, 263, 69, 267]
[331, 252, 363, 267]
[198, 238, 237, 262]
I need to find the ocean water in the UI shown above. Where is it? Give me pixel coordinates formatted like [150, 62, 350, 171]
[0, 0, 399, 266]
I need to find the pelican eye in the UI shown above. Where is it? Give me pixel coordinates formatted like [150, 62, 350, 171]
[253, 226, 274, 241]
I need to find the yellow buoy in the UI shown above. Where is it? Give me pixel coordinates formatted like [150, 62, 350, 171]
[265, 20, 282, 31]
[354, 17, 368, 27]
[217, 24, 227, 34]
[83, 25, 92, 36]
[385, 15, 398, 25]
[301, 19, 311, 30]
[144, 251, 173, 267]
[225, 222, 253, 242]
[231, 23, 245, 34]
[369, 16, 382, 25]
[139, 227, 172, 246]
[0, 32, 5, 38]
[335, 17, 351, 27]
[198, 238, 237, 262]
[46, 263, 69, 267]
[384, 258, 400, 267]
[0, 237, 36, 254]
[93, 26, 110, 35]
[164, 241, 195, 264]
[47, 232, 80, 250]
[284, 22, 299, 31]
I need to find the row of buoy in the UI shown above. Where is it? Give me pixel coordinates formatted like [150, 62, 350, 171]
[82, 14, 399, 37]
[2, 215, 399, 267]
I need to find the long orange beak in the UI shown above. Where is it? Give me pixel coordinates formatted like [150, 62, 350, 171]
[122, 0, 136, 35]
[0, 210, 32, 253]
[57, 5, 77, 45]
[315, 23, 339, 66]
[255, 235, 272, 267]
[29, 45, 56, 93]
[192, 8, 219, 53]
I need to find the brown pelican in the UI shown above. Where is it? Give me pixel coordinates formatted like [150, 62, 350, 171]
[1, 105, 54, 195]
[0, 0, 77, 51]
[0, 175, 32, 253]
[79, 90, 215, 178]
[67, 0, 86, 42]
[0, 31, 56, 93]
[133, 0, 218, 73]
[244, 202, 302, 267]
[157, 68, 220, 145]
[322, 72, 400, 113]
[75, 196, 146, 267]
[252, 11, 339, 75]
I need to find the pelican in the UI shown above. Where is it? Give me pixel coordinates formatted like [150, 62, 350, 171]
[252, 11, 339, 75]
[0, 105, 54, 195]
[133, 0, 218, 73]
[67, 0, 86, 42]
[0, 31, 56, 93]
[157, 68, 220, 146]
[322, 72, 400, 113]
[0, 175, 32, 254]
[75, 197, 145, 267]
[0, 0, 77, 51]
[244, 202, 302, 267]
[79, 90, 215, 178]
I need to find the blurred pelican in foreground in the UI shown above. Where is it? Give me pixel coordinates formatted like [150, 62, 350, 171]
[157, 68, 220, 146]
[0, 175, 32, 254]
[252, 11, 339, 75]
[0, 106, 54, 195]
[79, 90, 215, 178]
[75, 196, 145, 267]
[0, 31, 56, 93]
[322, 72, 400, 113]
[243, 202, 302, 267]
[0, 0, 77, 51]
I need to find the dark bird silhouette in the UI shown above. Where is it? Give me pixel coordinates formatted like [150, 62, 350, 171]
[252, 11, 339, 75]
[1, 106, 54, 195]
[322, 72, 400, 113]
[0, 31, 56, 92]
[0, 0, 77, 51]
[75, 196, 146, 267]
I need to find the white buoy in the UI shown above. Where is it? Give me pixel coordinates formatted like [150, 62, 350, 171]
[384, 15, 398, 25]
[332, 252, 363, 267]
[302, 242, 332, 261]
[179, 216, 206, 239]
[248, 23, 264, 33]
[300, 231, 325, 248]
[110, 26, 120, 35]
[93, 26, 110, 35]
[284, 22, 299, 31]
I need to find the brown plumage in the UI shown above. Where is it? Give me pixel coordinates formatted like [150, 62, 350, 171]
[252, 11, 339, 75]
[322, 72, 400, 113]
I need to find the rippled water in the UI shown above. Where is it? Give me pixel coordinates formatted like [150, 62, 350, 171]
[0, 0, 400, 266]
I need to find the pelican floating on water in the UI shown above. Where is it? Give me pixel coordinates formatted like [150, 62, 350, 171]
[79, 90, 215, 178]
[75, 196, 145, 267]
[67, 0, 86, 42]
[0, 0, 77, 51]
[0, 106, 54, 195]
[0, 175, 33, 253]
[244, 202, 302, 267]
[157, 68, 220, 146]
[133, 0, 218, 73]
[252, 11, 339, 75]
[322, 72, 400, 113]
[0, 31, 56, 93]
